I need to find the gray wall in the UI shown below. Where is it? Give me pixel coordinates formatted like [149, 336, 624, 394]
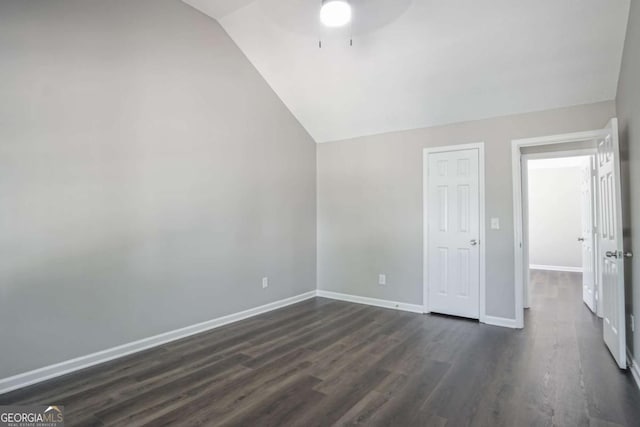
[527, 166, 583, 269]
[617, 0, 640, 362]
[318, 101, 615, 319]
[0, 0, 316, 379]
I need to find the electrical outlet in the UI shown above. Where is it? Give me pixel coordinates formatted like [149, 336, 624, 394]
[378, 274, 386, 286]
[631, 314, 635, 333]
[262, 277, 269, 289]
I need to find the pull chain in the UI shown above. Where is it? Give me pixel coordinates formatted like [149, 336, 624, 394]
[319, 0, 323, 48]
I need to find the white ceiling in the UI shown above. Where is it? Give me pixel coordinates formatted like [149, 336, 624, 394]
[182, 0, 256, 20]
[184, 0, 630, 143]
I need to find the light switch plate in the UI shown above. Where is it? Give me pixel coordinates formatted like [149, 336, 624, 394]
[491, 218, 500, 230]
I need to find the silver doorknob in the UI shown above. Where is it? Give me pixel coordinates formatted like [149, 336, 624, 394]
[606, 251, 619, 258]
[577, 237, 585, 242]
[470, 239, 478, 246]
[624, 252, 633, 258]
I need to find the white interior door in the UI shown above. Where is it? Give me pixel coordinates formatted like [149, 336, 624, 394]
[522, 159, 531, 309]
[597, 118, 627, 369]
[427, 148, 480, 319]
[580, 156, 596, 313]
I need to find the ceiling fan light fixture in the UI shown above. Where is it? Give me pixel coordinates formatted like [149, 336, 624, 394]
[320, 0, 352, 27]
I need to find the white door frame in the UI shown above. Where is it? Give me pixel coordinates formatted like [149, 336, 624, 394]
[423, 142, 486, 323]
[520, 149, 597, 310]
[512, 130, 604, 328]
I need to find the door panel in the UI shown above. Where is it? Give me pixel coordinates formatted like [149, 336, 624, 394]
[581, 156, 596, 313]
[427, 149, 480, 319]
[597, 118, 627, 369]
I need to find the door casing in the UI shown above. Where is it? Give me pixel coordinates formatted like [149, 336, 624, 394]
[512, 129, 608, 329]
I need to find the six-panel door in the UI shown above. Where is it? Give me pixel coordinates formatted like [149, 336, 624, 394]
[427, 149, 480, 319]
[581, 156, 597, 313]
[598, 118, 627, 369]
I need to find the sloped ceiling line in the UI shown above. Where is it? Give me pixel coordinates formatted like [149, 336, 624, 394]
[184, 0, 630, 143]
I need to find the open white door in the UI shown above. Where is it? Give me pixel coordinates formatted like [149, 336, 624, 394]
[426, 148, 481, 319]
[580, 156, 596, 313]
[597, 118, 627, 369]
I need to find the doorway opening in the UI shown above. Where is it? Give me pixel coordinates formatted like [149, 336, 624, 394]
[511, 119, 629, 369]
[523, 153, 601, 322]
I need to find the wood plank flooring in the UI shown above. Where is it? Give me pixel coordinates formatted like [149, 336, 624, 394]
[1, 270, 639, 426]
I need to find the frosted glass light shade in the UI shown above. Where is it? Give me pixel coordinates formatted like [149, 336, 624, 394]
[320, 1, 352, 27]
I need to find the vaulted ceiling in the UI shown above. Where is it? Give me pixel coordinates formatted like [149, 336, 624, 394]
[183, 0, 630, 142]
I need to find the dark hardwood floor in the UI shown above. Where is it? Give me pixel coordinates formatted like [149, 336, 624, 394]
[2, 270, 639, 426]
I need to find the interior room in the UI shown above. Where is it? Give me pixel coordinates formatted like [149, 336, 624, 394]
[528, 157, 588, 275]
[524, 154, 602, 335]
[1, 0, 640, 425]
[526, 155, 593, 308]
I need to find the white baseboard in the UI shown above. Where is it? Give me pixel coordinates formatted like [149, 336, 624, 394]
[0, 290, 316, 395]
[627, 348, 640, 391]
[317, 290, 520, 330]
[316, 290, 424, 314]
[529, 264, 583, 273]
[483, 315, 519, 329]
